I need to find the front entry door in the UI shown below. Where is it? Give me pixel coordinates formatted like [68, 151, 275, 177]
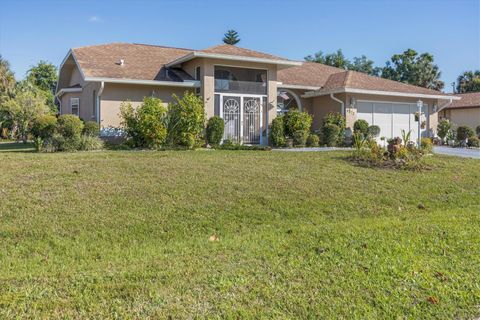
[220, 95, 263, 144]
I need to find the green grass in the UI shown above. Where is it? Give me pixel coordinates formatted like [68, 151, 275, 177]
[0, 145, 479, 318]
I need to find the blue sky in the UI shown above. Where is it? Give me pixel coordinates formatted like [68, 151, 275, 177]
[1, 0, 478, 92]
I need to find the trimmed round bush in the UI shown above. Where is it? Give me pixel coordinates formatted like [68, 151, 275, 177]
[57, 114, 84, 140]
[31, 114, 57, 139]
[293, 130, 308, 146]
[468, 136, 479, 148]
[323, 124, 340, 147]
[270, 116, 285, 147]
[206, 116, 224, 146]
[353, 119, 369, 136]
[83, 121, 100, 136]
[457, 125, 475, 141]
[283, 110, 312, 138]
[367, 125, 381, 138]
[306, 134, 319, 147]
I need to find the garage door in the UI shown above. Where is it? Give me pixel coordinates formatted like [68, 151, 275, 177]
[357, 101, 427, 141]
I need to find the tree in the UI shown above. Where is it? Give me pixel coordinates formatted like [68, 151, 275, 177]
[26, 61, 58, 112]
[381, 49, 444, 91]
[305, 50, 380, 76]
[348, 55, 381, 76]
[2, 88, 51, 143]
[456, 70, 480, 93]
[305, 49, 349, 69]
[223, 30, 240, 45]
[0, 55, 16, 104]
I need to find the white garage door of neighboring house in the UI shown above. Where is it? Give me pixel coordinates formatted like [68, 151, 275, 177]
[357, 101, 428, 141]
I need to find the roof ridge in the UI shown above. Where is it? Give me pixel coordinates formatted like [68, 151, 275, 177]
[132, 43, 194, 51]
[343, 70, 352, 87]
[72, 42, 129, 50]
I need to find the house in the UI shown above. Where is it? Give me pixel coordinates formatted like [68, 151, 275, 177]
[55, 43, 459, 144]
[439, 92, 480, 129]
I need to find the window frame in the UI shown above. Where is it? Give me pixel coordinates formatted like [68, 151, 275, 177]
[70, 97, 80, 116]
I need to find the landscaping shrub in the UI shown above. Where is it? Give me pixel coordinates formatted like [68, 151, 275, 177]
[49, 133, 79, 152]
[350, 138, 429, 171]
[270, 116, 285, 147]
[166, 92, 205, 149]
[353, 119, 369, 136]
[293, 130, 308, 146]
[306, 134, 319, 147]
[283, 110, 312, 138]
[367, 125, 381, 139]
[78, 135, 104, 151]
[120, 97, 168, 148]
[323, 124, 340, 147]
[31, 114, 57, 139]
[437, 119, 452, 143]
[322, 112, 345, 145]
[420, 137, 433, 153]
[83, 121, 100, 136]
[57, 114, 84, 140]
[467, 136, 479, 148]
[476, 125, 480, 137]
[205, 116, 224, 146]
[457, 125, 475, 141]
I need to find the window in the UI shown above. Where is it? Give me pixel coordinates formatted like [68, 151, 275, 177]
[195, 66, 201, 95]
[214, 66, 267, 95]
[277, 90, 300, 115]
[70, 98, 79, 116]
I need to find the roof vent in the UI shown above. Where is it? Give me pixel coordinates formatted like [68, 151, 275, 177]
[118, 59, 124, 66]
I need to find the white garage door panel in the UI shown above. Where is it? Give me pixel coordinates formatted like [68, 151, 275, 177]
[392, 104, 411, 138]
[357, 102, 373, 124]
[374, 103, 393, 139]
[356, 101, 428, 141]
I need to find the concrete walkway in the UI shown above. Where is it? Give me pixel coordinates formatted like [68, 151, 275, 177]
[433, 146, 480, 159]
[272, 147, 352, 152]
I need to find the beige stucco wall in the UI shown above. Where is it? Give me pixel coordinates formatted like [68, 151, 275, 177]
[59, 82, 100, 122]
[307, 94, 344, 131]
[100, 83, 190, 128]
[443, 108, 480, 129]
[58, 62, 98, 121]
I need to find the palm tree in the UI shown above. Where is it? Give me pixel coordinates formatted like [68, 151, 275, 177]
[0, 54, 16, 98]
[222, 30, 240, 45]
[456, 70, 480, 93]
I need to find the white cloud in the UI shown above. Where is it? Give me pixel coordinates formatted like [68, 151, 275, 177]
[88, 16, 102, 23]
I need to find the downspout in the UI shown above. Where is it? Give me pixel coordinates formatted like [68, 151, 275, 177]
[96, 81, 104, 125]
[437, 97, 453, 113]
[330, 93, 345, 116]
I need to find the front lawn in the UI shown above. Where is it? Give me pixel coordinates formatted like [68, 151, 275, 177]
[0, 148, 479, 318]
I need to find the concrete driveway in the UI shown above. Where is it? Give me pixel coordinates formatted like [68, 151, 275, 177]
[433, 146, 480, 159]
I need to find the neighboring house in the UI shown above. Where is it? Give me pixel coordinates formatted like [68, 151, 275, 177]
[439, 92, 480, 129]
[55, 43, 458, 144]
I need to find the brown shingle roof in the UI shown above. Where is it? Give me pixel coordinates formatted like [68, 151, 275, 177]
[447, 92, 480, 109]
[199, 44, 290, 61]
[72, 43, 194, 81]
[280, 62, 448, 96]
[277, 62, 344, 88]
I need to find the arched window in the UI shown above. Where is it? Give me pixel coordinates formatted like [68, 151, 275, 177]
[277, 89, 302, 115]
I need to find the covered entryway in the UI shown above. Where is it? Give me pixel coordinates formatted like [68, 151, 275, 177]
[219, 94, 264, 144]
[357, 101, 428, 140]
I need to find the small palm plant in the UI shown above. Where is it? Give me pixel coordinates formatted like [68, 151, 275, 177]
[353, 133, 367, 151]
[401, 129, 412, 146]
